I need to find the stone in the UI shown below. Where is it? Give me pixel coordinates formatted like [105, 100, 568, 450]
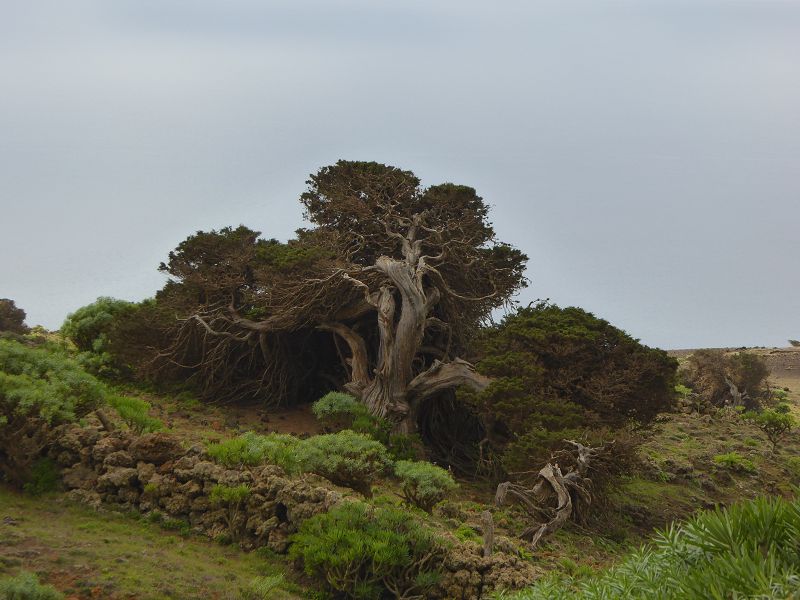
[103, 451, 135, 468]
[129, 433, 184, 465]
[62, 464, 98, 490]
[97, 467, 138, 491]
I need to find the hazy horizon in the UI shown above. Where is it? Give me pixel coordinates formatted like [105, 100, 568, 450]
[2, 1, 798, 349]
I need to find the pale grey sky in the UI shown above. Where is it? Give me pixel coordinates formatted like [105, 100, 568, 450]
[1, 0, 798, 349]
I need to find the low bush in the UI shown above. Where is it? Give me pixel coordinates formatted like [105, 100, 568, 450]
[61, 297, 138, 378]
[712, 452, 756, 474]
[207, 432, 301, 473]
[503, 496, 800, 600]
[743, 408, 795, 452]
[290, 501, 446, 600]
[210, 483, 251, 541]
[0, 571, 64, 600]
[107, 395, 163, 434]
[0, 339, 105, 486]
[312, 392, 421, 461]
[296, 431, 393, 497]
[312, 392, 368, 430]
[394, 460, 457, 513]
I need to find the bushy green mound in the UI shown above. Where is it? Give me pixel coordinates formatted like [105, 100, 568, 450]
[312, 391, 369, 430]
[207, 432, 301, 472]
[290, 501, 446, 600]
[0, 339, 106, 485]
[61, 297, 137, 377]
[504, 496, 800, 600]
[468, 302, 677, 471]
[395, 460, 457, 513]
[296, 431, 393, 497]
[0, 571, 64, 600]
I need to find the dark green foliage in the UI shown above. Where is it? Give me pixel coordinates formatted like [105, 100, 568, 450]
[506, 496, 800, 599]
[468, 303, 677, 472]
[0, 299, 29, 335]
[106, 395, 163, 434]
[22, 457, 60, 496]
[743, 408, 795, 452]
[61, 297, 134, 352]
[206, 432, 301, 472]
[0, 339, 105, 485]
[296, 431, 393, 497]
[290, 501, 446, 599]
[0, 571, 64, 600]
[680, 350, 769, 410]
[394, 460, 457, 513]
[788, 339, 800, 347]
[60, 297, 137, 378]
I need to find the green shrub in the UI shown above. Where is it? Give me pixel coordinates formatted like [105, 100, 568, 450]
[312, 392, 368, 430]
[60, 297, 138, 378]
[0, 571, 64, 600]
[210, 484, 251, 541]
[107, 395, 163, 434]
[394, 460, 457, 513]
[467, 303, 676, 474]
[296, 431, 393, 497]
[0, 339, 105, 486]
[207, 432, 301, 473]
[743, 408, 795, 452]
[681, 350, 769, 411]
[22, 458, 60, 496]
[504, 496, 800, 600]
[290, 501, 446, 599]
[712, 452, 756, 474]
[789, 339, 800, 347]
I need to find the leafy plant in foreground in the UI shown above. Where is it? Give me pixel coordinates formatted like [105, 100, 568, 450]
[290, 501, 446, 600]
[502, 496, 800, 600]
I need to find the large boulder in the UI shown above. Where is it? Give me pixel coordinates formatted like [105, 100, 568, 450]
[129, 433, 184, 465]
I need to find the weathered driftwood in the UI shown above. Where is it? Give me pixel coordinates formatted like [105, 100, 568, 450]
[495, 440, 604, 549]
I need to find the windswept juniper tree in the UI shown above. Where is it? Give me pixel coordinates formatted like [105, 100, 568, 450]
[154, 161, 527, 434]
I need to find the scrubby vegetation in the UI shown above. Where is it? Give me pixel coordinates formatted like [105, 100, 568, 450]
[466, 302, 677, 473]
[0, 338, 105, 486]
[0, 571, 64, 600]
[394, 460, 457, 513]
[290, 501, 446, 599]
[504, 496, 800, 600]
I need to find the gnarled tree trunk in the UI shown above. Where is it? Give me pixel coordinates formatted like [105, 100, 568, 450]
[320, 218, 490, 433]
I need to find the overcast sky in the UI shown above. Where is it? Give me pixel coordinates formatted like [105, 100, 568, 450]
[1, 0, 798, 349]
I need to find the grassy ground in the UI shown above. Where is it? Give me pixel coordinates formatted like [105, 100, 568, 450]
[0, 487, 303, 600]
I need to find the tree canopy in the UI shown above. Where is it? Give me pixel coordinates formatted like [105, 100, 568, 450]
[148, 161, 528, 433]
